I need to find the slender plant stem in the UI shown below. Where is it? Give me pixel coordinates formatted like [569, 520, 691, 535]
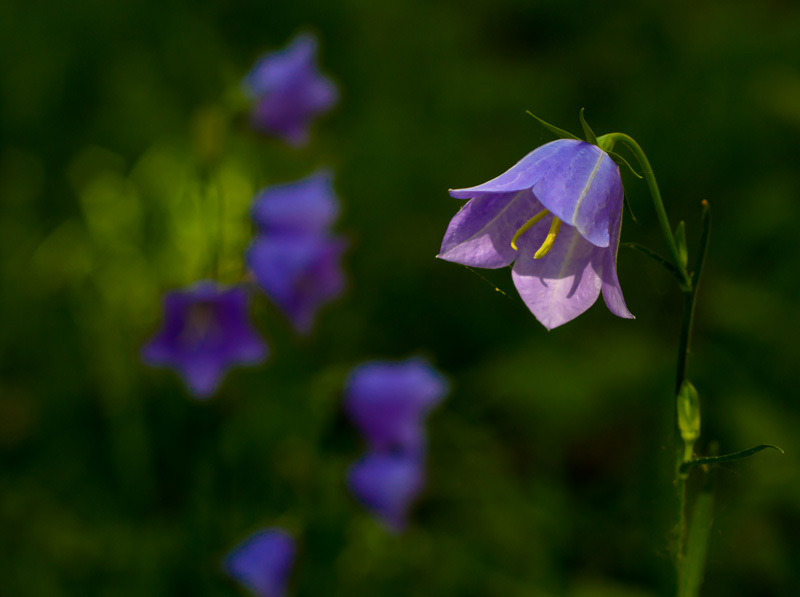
[599, 133, 716, 594]
[674, 287, 696, 585]
[599, 133, 692, 290]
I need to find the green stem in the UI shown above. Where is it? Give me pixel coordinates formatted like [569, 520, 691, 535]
[599, 133, 691, 290]
[673, 287, 696, 581]
[601, 131, 713, 594]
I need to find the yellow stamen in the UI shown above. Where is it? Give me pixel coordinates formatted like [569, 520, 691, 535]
[510, 209, 550, 251]
[534, 217, 562, 259]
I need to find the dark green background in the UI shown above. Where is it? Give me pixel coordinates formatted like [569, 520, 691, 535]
[3, 0, 800, 595]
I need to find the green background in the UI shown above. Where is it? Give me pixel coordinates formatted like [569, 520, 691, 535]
[2, 0, 800, 595]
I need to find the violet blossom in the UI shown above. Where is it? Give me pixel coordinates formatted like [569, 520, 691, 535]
[347, 452, 426, 533]
[251, 170, 339, 235]
[247, 234, 346, 335]
[243, 33, 338, 147]
[246, 170, 346, 335]
[222, 528, 295, 597]
[344, 358, 449, 455]
[438, 139, 634, 330]
[141, 282, 267, 398]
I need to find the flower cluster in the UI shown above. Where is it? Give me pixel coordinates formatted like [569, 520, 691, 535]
[142, 33, 341, 399]
[344, 358, 448, 531]
[439, 139, 633, 329]
[246, 170, 347, 335]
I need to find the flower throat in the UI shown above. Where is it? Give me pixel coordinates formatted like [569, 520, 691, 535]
[510, 209, 562, 259]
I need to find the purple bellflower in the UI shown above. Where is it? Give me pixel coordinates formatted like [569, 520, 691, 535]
[344, 358, 449, 455]
[247, 170, 346, 335]
[142, 281, 267, 398]
[247, 234, 346, 335]
[243, 33, 338, 147]
[251, 170, 339, 235]
[438, 139, 634, 330]
[348, 452, 425, 533]
[223, 528, 295, 597]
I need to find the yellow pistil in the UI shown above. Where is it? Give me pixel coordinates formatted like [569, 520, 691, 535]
[510, 209, 550, 251]
[534, 217, 562, 259]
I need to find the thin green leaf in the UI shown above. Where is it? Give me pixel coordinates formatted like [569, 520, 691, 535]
[579, 108, 598, 145]
[678, 490, 714, 597]
[607, 150, 643, 179]
[680, 444, 784, 474]
[691, 200, 711, 288]
[622, 242, 685, 285]
[675, 221, 688, 269]
[525, 111, 580, 140]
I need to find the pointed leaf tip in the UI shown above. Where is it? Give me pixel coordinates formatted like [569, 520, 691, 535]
[525, 111, 580, 141]
[607, 151, 643, 179]
[680, 444, 784, 474]
[578, 108, 598, 145]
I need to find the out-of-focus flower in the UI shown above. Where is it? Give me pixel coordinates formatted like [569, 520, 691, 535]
[438, 139, 634, 330]
[247, 234, 346, 335]
[243, 33, 338, 147]
[344, 358, 448, 454]
[348, 452, 425, 532]
[142, 282, 267, 398]
[222, 528, 295, 597]
[251, 169, 339, 235]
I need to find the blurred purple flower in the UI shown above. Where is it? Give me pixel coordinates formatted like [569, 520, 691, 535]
[344, 358, 448, 455]
[223, 528, 295, 597]
[243, 33, 338, 147]
[439, 139, 634, 330]
[247, 234, 346, 335]
[348, 452, 425, 532]
[251, 169, 339, 235]
[142, 281, 267, 398]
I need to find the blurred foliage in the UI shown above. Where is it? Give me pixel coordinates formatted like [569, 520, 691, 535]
[3, 0, 800, 595]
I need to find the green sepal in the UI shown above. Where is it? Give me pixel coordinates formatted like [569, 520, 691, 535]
[525, 111, 580, 141]
[680, 444, 784, 474]
[674, 221, 688, 269]
[677, 380, 701, 445]
[607, 150, 643, 179]
[579, 108, 599, 145]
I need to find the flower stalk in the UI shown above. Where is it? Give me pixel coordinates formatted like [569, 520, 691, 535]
[598, 133, 692, 291]
[600, 129, 712, 592]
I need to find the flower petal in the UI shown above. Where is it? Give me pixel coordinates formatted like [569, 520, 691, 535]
[448, 140, 572, 199]
[251, 170, 339, 234]
[344, 358, 448, 455]
[511, 224, 603, 330]
[247, 234, 346, 335]
[348, 453, 425, 533]
[530, 142, 622, 248]
[223, 528, 296, 597]
[598, 211, 634, 319]
[438, 190, 543, 268]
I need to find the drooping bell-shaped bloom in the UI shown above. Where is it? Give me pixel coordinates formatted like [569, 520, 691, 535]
[222, 528, 295, 597]
[344, 358, 449, 455]
[142, 281, 267, 398]
[246, 170, 346, 335]
[438, 139, 634, 330]
[251, 169, 339, 235]
[247, 234, 346, 335]
[348, 452, 425, 532]
[243, 33, 338, 147]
